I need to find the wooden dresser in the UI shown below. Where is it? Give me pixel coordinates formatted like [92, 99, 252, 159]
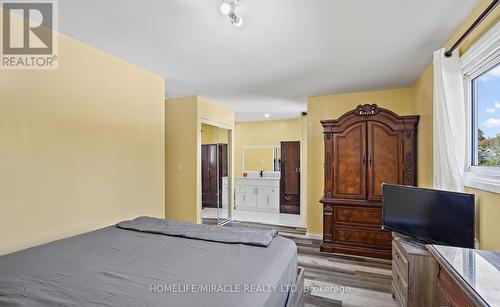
[392, 233, 446, 307]
[320, 104, 419, 259]
[428, 245, 500, 307]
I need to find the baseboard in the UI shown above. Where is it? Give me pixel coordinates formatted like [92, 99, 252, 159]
[305, 232, 322, 240]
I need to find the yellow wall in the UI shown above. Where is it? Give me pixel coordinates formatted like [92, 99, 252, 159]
[165, 97, 199, 223]
[412, 64, 434, 188]
[465, 187, 500, 250]
[165, 96, 235, 224]
[234, 119, 301, 176]
[244, 147, 275, 171]
[0, 33, 165, 255]
[411, 1, 500, 250]
[306, 88, 414, 235]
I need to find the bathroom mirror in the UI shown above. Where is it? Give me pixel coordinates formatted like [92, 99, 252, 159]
[242, 145, 280, 172]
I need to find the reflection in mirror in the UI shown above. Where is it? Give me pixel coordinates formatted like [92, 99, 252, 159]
[274, 147, 281, 172]
[243, 145, 280, 173]
[244, 147, 274, 171]
[201, 123, 230, 225]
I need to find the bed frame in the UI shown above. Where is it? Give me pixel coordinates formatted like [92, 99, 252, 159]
[287, 266, 305, 307]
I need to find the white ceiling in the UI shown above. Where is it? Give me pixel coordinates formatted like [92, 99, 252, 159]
[58, 0, 479, 121]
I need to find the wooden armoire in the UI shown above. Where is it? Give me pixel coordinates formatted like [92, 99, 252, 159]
[320, 104, 419, 259]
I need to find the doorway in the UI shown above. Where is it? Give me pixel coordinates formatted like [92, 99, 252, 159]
[231, 141, 303, 227]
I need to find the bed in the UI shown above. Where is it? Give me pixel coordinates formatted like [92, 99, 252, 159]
[0, 217, 303, 307]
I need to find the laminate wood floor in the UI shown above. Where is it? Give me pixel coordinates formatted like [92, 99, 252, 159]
[215, 220, 399, 307]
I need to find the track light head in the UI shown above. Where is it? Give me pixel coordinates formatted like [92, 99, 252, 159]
[220, 0, 243, 27]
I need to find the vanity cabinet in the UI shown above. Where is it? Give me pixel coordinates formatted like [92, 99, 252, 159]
[235, 178, 279, 213]
[222, 177, 229, 208]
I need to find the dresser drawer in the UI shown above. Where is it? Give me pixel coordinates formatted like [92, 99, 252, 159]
[334, 226, 392, 248]
[392, 241, 409, 306]
[392, 241, 409, 282]
[437, 266, 474, 307]
[392, 267, 408, 307]
[334, 206, 382, 226]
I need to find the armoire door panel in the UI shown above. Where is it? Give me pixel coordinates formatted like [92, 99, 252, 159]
[332, 123, 366, 200]
[367, 122, 402, 201]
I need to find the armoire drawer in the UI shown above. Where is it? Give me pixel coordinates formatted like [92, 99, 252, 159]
[334, 206, 382, 226]
[334, 225, 392, 248]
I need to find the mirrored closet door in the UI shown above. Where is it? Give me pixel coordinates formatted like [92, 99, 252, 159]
[201, 123, 230, 225]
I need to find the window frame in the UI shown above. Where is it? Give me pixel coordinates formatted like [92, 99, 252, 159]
[461, 22, 500, 193]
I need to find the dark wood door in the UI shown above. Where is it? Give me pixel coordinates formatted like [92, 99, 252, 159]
[332, 122, 367, 200]
[202, 144, 219, 208]
[280, 141, 300, 214]
[367, 122, 402, 201]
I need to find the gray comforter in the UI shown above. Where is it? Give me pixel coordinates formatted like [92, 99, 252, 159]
[117, 216, 278, 247]
[0, 219, 297, 307]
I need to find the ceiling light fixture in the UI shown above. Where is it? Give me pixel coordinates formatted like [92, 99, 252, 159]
[220, 0, 243, 27]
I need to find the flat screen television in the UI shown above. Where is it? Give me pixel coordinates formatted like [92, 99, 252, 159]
[382, 184, 475, 248]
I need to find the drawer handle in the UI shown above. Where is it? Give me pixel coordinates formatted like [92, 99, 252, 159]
[284, 196, 291, 200]
[343, 234, 352, 241]
[345, 213, 353, 221]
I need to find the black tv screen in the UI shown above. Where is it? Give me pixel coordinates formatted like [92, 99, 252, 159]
[382, 184, 475, 248]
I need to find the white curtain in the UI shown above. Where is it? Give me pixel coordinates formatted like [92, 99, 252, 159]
[433, 48, 466, 192]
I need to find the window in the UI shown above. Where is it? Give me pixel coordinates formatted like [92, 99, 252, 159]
[472, 63, 500, 167]
[462, 22, 500, 193]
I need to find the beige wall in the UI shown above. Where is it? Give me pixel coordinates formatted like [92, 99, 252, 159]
[465, 187, 500, 250]
[306, 89, 414, 235]
[165, 96, 235, 224]
[0, 33, 165, 255]
[234, 119, 301, 176]
[411, 0, 500, 250]
[165, 97, 199, 223]
[412, 64, 434, 188]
